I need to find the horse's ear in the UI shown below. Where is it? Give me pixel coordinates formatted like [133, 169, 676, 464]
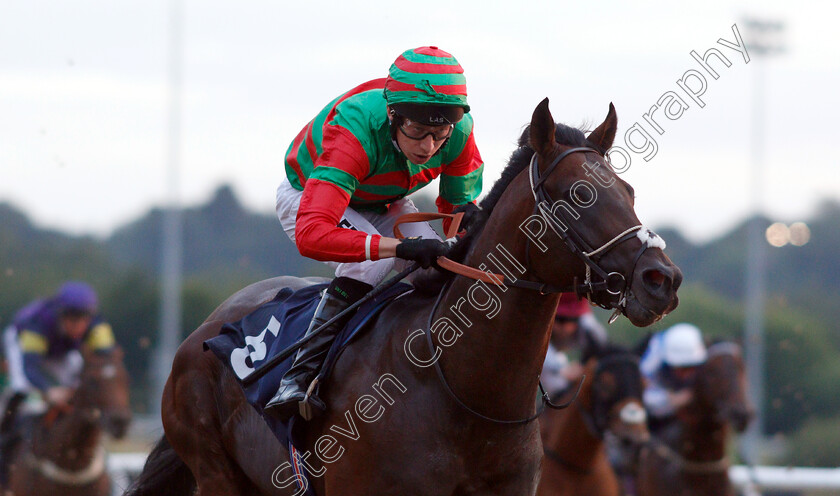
[529, 98, 556, 156]
[587, 102, 618, 150]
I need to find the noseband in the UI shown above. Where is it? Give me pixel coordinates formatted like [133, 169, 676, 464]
[527, 147, 666, 320]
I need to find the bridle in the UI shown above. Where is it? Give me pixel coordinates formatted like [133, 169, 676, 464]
[578, 353, 642, 439]
[525, 146, 666, 321]
[544, 352, 645, 471]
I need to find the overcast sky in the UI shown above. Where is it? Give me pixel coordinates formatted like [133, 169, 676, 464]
[1, 0, 837, 243]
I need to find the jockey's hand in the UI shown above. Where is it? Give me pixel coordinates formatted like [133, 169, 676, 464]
[396, 237, 452, 269]
[46, 386, 72, 406]
[668, 389, 693, 409]
[563, 362, 585, 382]
[452, 203, 487, 234]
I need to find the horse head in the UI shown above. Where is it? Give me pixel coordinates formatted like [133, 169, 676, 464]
[581, 336, 649, 446]
[524, 99, 682, 326]
[74, 346, 132, 439]
[694, 341, 753, 432]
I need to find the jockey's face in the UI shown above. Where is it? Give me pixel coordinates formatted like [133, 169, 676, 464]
[60, 312, 92, 340]
[550, 317, 579, 350]
[670, 365, 699, 385]
[394, 118, 450, 165]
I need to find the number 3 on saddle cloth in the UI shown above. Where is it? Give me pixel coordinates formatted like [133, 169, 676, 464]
[203, 281, 413, 491]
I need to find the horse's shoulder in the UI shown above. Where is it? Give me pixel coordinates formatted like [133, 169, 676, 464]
[205, 276, 328, 324]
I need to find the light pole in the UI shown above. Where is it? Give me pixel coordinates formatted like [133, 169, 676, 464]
[741, 17, 785, 465]
[151, 0, 184, 419]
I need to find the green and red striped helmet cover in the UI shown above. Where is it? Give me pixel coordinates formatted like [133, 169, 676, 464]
[383, 46, 470, 112]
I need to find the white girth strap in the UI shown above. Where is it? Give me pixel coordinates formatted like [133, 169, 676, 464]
[25, 445, 107, 486]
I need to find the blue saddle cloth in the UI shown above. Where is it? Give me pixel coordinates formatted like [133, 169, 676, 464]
[203, 282, 412, 449]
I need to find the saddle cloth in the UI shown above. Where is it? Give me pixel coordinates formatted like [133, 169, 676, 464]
[203, 282, 413, 448]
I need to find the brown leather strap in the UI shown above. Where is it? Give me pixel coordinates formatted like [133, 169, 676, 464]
[42, 403, 73, 429]
[393, 212, 507, 286]
[392, 212, 463, 239]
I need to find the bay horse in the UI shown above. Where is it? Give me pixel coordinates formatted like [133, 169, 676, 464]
[127, 98, 681, 496]
[636, 341, 753, 496]
[536, 339, 648, 496]
[7, 347, 132, 496]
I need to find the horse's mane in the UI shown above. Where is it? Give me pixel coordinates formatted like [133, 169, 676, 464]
[447, 122, 596, 263]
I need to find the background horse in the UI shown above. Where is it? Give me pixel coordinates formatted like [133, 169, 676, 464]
[636, 341, 752, 496]
[537, 339, 648, 496]
[127, 99, 681, 496]
[7, 347, 132, 496]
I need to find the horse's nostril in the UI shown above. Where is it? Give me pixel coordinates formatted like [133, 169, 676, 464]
[643, 269, 667, 290]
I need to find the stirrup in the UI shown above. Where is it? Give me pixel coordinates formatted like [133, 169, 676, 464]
[298, 378, 326, 421]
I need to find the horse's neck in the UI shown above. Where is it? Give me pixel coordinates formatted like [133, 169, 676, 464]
[38, 409, 101, 469]
[433, 177, 576, 419]
[674, 406, 729, 463]
[546, 376, 602, 467]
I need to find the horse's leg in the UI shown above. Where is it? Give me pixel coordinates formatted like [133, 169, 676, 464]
[164, 322, 292, 496]
[217, 365, 294, 495]
[163, 323, 251, 496]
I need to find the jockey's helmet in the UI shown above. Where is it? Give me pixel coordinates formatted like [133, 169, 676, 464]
[55, 281, 98, 316]
[384, 46, 469, 126]
[662, 323, 706, 367]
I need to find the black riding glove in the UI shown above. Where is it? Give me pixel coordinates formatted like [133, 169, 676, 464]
[452, 202, 487, 234]
[395, 237, 451, 269]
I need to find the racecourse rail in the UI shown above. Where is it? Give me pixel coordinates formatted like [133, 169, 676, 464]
[107, 453, 840, 495]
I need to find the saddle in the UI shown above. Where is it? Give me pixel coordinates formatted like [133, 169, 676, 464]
[203, 281, 412, 446]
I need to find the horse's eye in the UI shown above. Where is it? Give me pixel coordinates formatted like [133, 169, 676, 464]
[572, 188, 592, 204]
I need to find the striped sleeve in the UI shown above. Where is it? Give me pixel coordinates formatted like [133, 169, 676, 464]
[295, 179, 382, 262]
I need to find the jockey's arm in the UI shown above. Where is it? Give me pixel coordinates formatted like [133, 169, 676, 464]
[18, 330, 53, 392]
[82, 321, 117, 353]
[643, 378, 677, 418]
[295, 179, 397, 263]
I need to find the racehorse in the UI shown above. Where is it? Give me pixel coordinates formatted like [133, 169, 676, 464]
[127, 98, 682, 496]
[536, 339, 648, 496]
[7, 347, 132, 496]
[636, 341, 752, 496]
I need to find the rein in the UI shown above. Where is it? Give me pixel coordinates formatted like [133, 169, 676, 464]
[422, 278, 583, 425]
[42, 403, 74, 429]
[647, 436, 729, 474]
[393, 146, 666, 322]
[543, 447, 593, 475]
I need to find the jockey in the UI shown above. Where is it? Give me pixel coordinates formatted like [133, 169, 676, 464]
[267, 46, 484, 420]
[639, 323, 707, 424]
[0, 281, 116, 484]
[541, 293, 607, 397]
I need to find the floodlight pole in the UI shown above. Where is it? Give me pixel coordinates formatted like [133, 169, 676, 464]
[741, 17, 785, 465]
[152, 0, 184, 419]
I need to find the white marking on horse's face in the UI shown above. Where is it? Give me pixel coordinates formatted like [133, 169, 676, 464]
[620, 402, 647, 425]
[101, 364, 117, 379]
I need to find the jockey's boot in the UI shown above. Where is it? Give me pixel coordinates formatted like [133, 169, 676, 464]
[265, 276, 372, 422]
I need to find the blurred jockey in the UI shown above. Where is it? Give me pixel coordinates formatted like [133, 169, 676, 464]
[268, 46, 484, 421]
[639, 323, 707, 425]
[541, 293, 607, 397]
[0, 281, 116, 483]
